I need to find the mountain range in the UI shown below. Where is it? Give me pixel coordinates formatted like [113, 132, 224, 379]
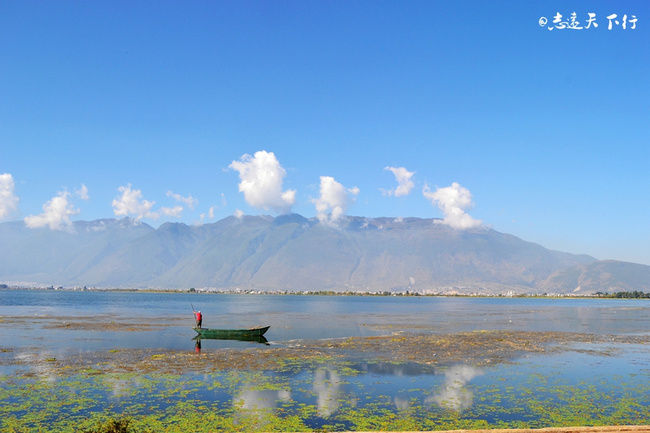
[1, 214, 649, 294]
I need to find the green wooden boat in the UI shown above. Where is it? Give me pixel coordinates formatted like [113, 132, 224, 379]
[193, 325, 270, 339]
[192, 334, 269, 345]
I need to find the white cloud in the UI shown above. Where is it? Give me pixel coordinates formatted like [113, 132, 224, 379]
[112, 185, 193, 220]
[167, 191, 198, 210]
[199, 205, 218, 224]
[234, 209, 244, 219]
[198, 194, 226, 224]
[75, 184, 89, 200]
[423, 182, 482, 229]
[312, 176, 359, 225]
[112, 185, 157, 220]
[159, 205, 183, 218]
[24, 190, 79, 230]
[0, 173, 19, 220]
[229, 150, 295, 213]
[383, 166, 415, 197]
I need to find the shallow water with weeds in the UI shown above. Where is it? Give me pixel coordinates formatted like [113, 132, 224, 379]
[2, 341, 649, 432]
[1, 291, 649, 431]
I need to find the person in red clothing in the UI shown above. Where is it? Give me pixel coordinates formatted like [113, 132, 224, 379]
[194, 310, 202, 329]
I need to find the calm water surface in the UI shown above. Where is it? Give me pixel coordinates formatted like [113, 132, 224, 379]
[1, 289, 649, 351]
[1, 290, 649, 430]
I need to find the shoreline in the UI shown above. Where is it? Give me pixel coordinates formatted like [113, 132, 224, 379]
[3, 285, 649, 299]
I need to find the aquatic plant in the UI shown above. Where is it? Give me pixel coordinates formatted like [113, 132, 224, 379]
[2, 331, 649, 432]
[81, 417, 145, 433]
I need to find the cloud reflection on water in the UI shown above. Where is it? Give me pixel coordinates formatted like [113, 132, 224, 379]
[234, 387, 291, 410]
[15, 350, 59, 383]
[313, 367, 345, 417]
[426, 364, 483, 411]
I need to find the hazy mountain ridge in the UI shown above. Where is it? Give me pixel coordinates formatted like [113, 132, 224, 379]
[0, 218, 154, 283]
[1, 215, 648, 294]
[537, 260, 650, 294]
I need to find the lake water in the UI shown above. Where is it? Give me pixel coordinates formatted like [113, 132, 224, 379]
[1, 290, 649, 431]
[2, 289, 649, 351]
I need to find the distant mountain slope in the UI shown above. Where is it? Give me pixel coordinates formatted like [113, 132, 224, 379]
[75, 221, 201, 286]
[538, 260, 650, 294]
[1, 214, 645, 294]
[0, 218, 153, 284]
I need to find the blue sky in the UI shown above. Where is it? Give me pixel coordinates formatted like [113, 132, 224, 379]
[1, 1, 649, 265]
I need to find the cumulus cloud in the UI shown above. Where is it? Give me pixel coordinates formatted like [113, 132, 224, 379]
[167, 191, 198, 210]
[113, 185, 193, 221]
[229, 150, 296, 213]
[312, 176, 359, 225]
[112, 185, 157, 220]
[158, 205, 183, 218]
[0, 173, 19, 220]
[423, 182, 482, 229]
[113, 184, 186, 220]
[24, 190, 79, 230]
[383, 166, 415, 197]
[75, 184, 89, 200]
[198, 194, 226, 224]
[199, 205, 217, 224]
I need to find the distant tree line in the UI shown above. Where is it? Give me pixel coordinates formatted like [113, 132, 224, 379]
[596, 291, 650, 299]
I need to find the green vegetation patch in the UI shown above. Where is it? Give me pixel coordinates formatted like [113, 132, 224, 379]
[2, 331, 649, 432]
